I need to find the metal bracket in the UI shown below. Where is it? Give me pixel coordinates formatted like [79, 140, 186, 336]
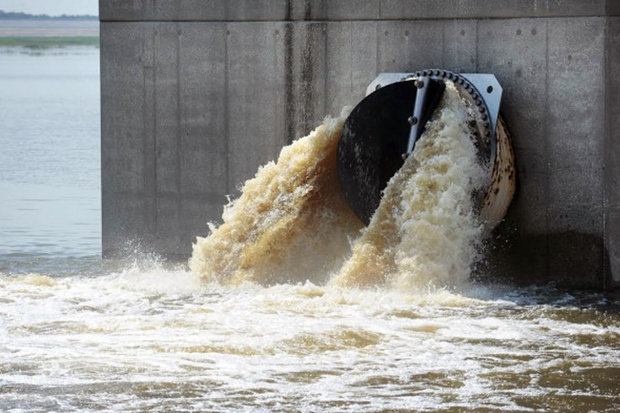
[404, 76, 445, 157]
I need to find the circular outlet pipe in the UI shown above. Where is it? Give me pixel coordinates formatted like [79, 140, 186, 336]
[337, 69, 516, 229]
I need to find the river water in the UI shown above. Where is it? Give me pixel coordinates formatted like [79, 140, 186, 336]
[1, 46, 619, 412]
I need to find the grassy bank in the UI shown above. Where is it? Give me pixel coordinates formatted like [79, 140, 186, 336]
[0, 36, 99, 48]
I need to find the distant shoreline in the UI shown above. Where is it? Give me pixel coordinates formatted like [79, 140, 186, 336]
[0, 10, 97, 21]
[0, 10, 99, 49]
[0, 18, 99, 47]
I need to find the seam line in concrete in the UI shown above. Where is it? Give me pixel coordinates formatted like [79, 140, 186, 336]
[99, 16, 617, 23]
[349, 22, 353, 104]
[284, 22, 294, 143]
[152, 24, 159, 233]
[474, 20, 478, 72]
[602, 17, 609, 289]
[103, 191, 226, 200]
[374, 21, 379, 76]
[544, 19, 550, 280]
[224, 22, 230, 194]
[323, 21, 328, 123]
[176, 22, 182, 220]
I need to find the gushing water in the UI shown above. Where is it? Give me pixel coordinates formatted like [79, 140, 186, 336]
[189, 109, 362, 286]
[191, 83, 486, 291]
[333, 83, 487, 289]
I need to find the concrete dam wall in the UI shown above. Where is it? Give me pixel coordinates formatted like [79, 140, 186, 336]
[99, 0, 620, 288]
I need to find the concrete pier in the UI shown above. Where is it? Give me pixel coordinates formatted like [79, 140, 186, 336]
[100, 0, 620, 288]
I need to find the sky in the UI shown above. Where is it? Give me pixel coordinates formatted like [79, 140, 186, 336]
[0, 0, 98, 16]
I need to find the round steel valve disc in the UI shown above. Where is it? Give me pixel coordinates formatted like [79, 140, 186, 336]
[337, 81, 418, 225]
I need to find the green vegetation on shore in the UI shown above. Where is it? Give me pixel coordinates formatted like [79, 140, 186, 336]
[0, 36, 99, 48]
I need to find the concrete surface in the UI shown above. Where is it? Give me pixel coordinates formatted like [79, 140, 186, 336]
[100, 0, 620, 288]
[100, 0, 620, 20]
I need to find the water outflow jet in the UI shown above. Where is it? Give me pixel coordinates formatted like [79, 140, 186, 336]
[191, 69, 516, 288]
[337, 69, 516, 229]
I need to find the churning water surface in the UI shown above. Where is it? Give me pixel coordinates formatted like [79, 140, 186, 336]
[1, 46, 619, 413]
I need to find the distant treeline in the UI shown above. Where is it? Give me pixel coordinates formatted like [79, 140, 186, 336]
[0, 10, 98, 20]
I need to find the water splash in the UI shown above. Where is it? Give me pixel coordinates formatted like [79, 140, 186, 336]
[191, 83, 486, 290]
[189, 108, 362, 285]
[332, 82, 486, 289]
